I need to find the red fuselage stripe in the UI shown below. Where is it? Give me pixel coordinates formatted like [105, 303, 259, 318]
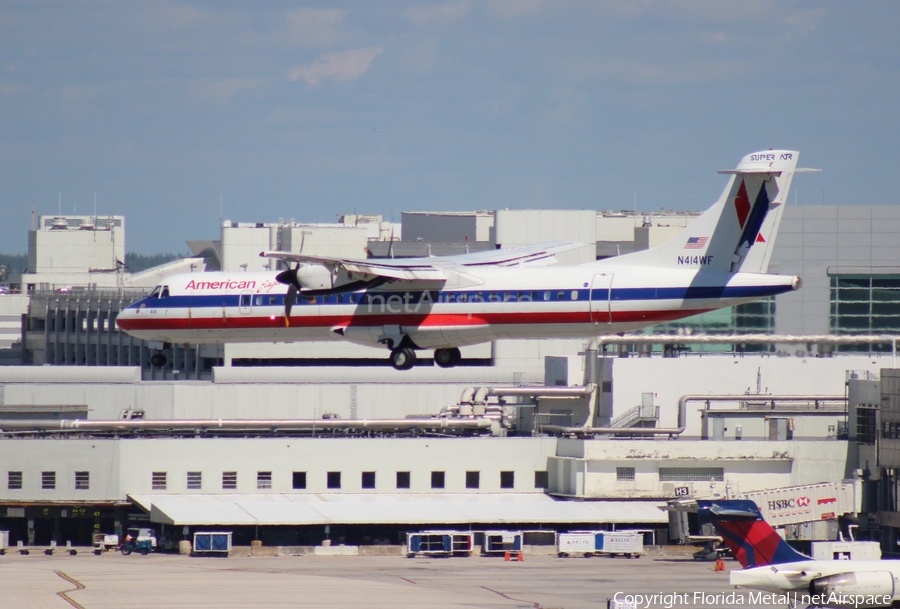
[116, 308, 712, 331]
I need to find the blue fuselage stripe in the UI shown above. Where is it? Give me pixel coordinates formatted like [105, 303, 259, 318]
[128, 284, 790, 310]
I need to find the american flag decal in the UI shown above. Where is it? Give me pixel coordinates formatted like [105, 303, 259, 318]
[684, 237, 708, 250]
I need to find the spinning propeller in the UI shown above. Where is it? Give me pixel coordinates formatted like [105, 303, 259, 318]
[275, 264, 301, 327]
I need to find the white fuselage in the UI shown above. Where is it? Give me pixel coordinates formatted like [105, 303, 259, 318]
[116, 264, 799, 349]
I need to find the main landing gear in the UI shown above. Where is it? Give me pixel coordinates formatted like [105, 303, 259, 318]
[390, 347, 417, 371]
[434, 347, 462, 369]
[388, 346, 462, 370]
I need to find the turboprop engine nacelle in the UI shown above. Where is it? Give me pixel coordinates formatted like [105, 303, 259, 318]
[296, 264, 336, 291]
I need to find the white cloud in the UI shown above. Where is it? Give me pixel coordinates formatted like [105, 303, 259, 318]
[284, 8, 347, 47]
[405, 1, 470, 26]
[288, 47, 384, 86]
[781, 8, 828, 36]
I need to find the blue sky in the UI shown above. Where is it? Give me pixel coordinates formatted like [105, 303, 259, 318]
[1, 1, 898, 253]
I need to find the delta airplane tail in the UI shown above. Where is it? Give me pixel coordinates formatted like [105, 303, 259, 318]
[605, 150, 814, 274]
[692, 499, 811, 569]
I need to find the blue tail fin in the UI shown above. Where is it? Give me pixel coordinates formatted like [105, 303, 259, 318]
[693, 500, 811, 568]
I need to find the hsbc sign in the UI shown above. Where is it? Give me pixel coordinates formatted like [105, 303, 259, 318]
[768, 496, 811, 510]
[767, 496, 812, 517]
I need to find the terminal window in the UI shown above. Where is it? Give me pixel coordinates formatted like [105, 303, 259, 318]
[431, 471, 445, 489]
[465, 471, 480, 489]
[8, 471, 22, 490]
[361, 471, 376, 489]
[857, 406, 877, 445]
[292, 471, 307, 490]
[658, 467, 724, 482]
[75, 471, 90, 490]
[257, 471, 272, 490]
[617, 467, 636, 481]
[830, 274, 900, 351]
[152, 472, 167, 490]
[396, 471, 411, 489]
[500, 471, 515, 489]
[222, 471, 237, 490]
[641, 298, 776, 353]
[187, 471, 202, 490]
[327, 471, 341, 489]
[42, 471, 56, 490]
[534, 471, 549, 489]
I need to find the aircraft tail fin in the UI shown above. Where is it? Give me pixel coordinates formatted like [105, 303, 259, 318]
[669, 499, 811, 568]
[599, 150, 813, 273]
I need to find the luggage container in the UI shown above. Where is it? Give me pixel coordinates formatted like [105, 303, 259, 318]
[449, 532, 474, 556]
[192, 532, 232, 555]
[558, 531, 597, 558]
[93, 533, 119, 555]
[596, 531, 643, 558]
[407, 531, 474, 558]
[482, 531, 522, 556]
[407, 532, 450, 557]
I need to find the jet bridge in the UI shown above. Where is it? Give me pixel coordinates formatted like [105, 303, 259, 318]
[667, 481, 861, 544]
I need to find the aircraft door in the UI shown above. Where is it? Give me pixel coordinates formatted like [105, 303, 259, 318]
[239, 291, 252, 315]
[589, 274, 612, 324]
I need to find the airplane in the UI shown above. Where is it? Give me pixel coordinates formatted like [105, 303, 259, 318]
[668, 498, 898, 608]
[117, 149, 815, 370]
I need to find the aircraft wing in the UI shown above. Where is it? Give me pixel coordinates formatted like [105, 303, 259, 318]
[260, 241, 587, 282]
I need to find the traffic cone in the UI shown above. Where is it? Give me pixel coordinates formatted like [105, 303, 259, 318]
[517, 551, 524, 562]
[504, 551, 510, 561]
[714, 556, 725, 572]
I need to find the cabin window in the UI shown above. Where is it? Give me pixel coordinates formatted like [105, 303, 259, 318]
[489, 292, 500, 302]
[556, 291, 564, 301]
[458, 293, 467, 303]
[504, 293, 516, 302]
[543, 291, 551, 301]
[255, 296, 264, 306]
[240, 294, 251, 308]
[571, 291, 578, 301]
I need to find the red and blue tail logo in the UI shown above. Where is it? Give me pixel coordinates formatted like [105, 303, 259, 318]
[733, 180, 771, 250]
[696, 500, 811, 568]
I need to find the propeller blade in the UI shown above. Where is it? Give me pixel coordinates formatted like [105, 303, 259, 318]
[275, 264, 302, 327]
[284, 284, 296, 327]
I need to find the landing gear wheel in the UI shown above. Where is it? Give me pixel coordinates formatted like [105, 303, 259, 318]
[150, 353, 167, 368]
[390, 347, 417, 370]
[434, 347, 461, 368]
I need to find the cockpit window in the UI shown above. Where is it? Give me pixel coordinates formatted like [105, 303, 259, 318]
[148, 286, 162, 298]
[161, 286, 170, 298]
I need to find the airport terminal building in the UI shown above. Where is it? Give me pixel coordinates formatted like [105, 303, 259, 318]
[2, 203, 900, 552]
